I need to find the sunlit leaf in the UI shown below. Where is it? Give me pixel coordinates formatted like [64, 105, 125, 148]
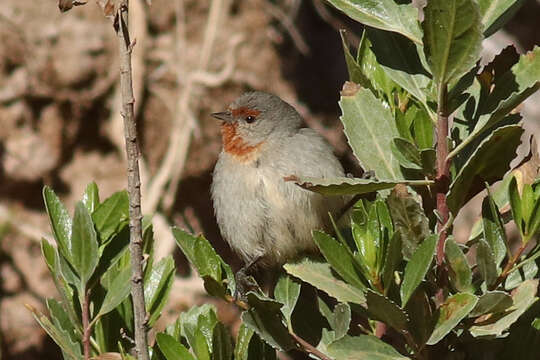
[284, 259, 365, 305]
[423, 0, 483, 86]
[427, 293, 478, 344]
[326, 334, 409, 359]
[43, 186, 72, 262]
[340, 84, 402, 180]
[156, 333, 195, 360]
[70, 202, 99, 288]
[326, 0, 422, 44]
[445, 238, 473, 293]
[274, 274, 301, 331]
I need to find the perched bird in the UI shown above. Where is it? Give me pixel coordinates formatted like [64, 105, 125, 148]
[211, 91, 346, 291]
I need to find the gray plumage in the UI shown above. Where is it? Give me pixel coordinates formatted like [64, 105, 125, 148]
[211, 91, 345, 267]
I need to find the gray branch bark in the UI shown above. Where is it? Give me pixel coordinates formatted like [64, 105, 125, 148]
[116, 2, 150, 359]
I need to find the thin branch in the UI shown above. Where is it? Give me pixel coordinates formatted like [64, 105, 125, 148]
[490, 242, 528, 290]
[266, 1, 310, 55]
[290, 332, 333, 360]
[436, 84, 450, 267]
[116, 2, 150, 360]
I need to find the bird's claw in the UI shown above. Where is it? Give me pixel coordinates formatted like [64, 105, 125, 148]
[234, 267, 258, 301]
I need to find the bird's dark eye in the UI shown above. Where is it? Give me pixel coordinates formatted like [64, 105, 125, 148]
[245, 115, 256, 123]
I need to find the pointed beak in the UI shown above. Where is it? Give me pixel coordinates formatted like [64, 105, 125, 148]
[211, 111, 233, 122]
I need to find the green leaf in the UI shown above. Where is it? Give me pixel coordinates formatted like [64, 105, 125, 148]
[356, 31, 396, 98]
[41, 238, 57, 275]
[70, 202, 99, 288]
[313, 231, 366, 290]
[400, 234, 437, 307]
[423, 0, 483, 85]
[234, 324, 276, 360]
[45, 245, 79, 328]
[476, 239, 499, 287]
[172, 227, 235, 296]
[382, 232, 402, 293]
[387, 186, 430, 259]
[82, 182, 99, 214]
[318, 300, 351, 342]
[482, 191, 508, 267]
[352, 220, 377, 275]
[445, 238, 473, 293]
[367, 28, 431, 106]
[43, 186, 72, 261]
[391, 138, 422, 170]
[366, 290, 408, 332]
[326, 335, 409, 360]
[284, 259, 365, 305]
[505, 259, 538, 290]
[340, 85, 402, 180]
[427, 293, 478, 345]
[242, 292, 295, 351]
[340, 30, 371, 89]
[180, 305, 216, 360]
[92, 191, 129, 244]
[27, 305, 82, 360]
[527, 197, 540, 241]
[451, 47, 540, 159]
[47, 298, 80, 346]
[212, 322, 233, 360]
[447, 125, 524, 213]
[509, 176, 524, 236]
[478, 0, 527, 37]
[470, 291, 513, 317]
[97, 260, 132, 318]
[412, 111, 434, 150]
[144, 256, 175, 327]
[470, 279, 538, 336]
[156, 333, 195, 360]
[293, 176, 431, 196]
[326, 0, 422, 45]
[234, 324, 254, 360]
[333, 303, 352, 340]
[274, 274, 301, 331]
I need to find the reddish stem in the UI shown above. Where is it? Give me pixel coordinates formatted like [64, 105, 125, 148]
[82, 290, 91, 360]
[436, 84, 450, 266]
[490, 243, 528, 290]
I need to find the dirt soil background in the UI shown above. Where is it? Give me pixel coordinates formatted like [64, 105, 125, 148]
[0, 0, 538, 359]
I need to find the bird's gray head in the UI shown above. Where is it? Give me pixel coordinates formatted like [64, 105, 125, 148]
[211, 92, 302, 151]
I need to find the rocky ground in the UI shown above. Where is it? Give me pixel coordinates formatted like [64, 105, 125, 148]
[0, 0, 538, 359]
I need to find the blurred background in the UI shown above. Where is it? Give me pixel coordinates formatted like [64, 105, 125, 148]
[0, 0, 538, 358]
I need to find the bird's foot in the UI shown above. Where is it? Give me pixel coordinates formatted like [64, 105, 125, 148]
[234, 268, 258, 301]
[233, 256, 263, 301]
[361, 170, 376, 180]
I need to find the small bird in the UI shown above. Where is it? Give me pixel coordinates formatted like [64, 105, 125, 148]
[211, 91, 345, 291]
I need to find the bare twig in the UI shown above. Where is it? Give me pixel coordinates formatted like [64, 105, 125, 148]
[115, 2, 150, 359]
[290, 332, 332, 360]
[266, 2, 310, 55]
[145, 0, 240, 214]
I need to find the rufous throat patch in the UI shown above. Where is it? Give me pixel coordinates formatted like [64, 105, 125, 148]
[221, 122, 262, 161]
